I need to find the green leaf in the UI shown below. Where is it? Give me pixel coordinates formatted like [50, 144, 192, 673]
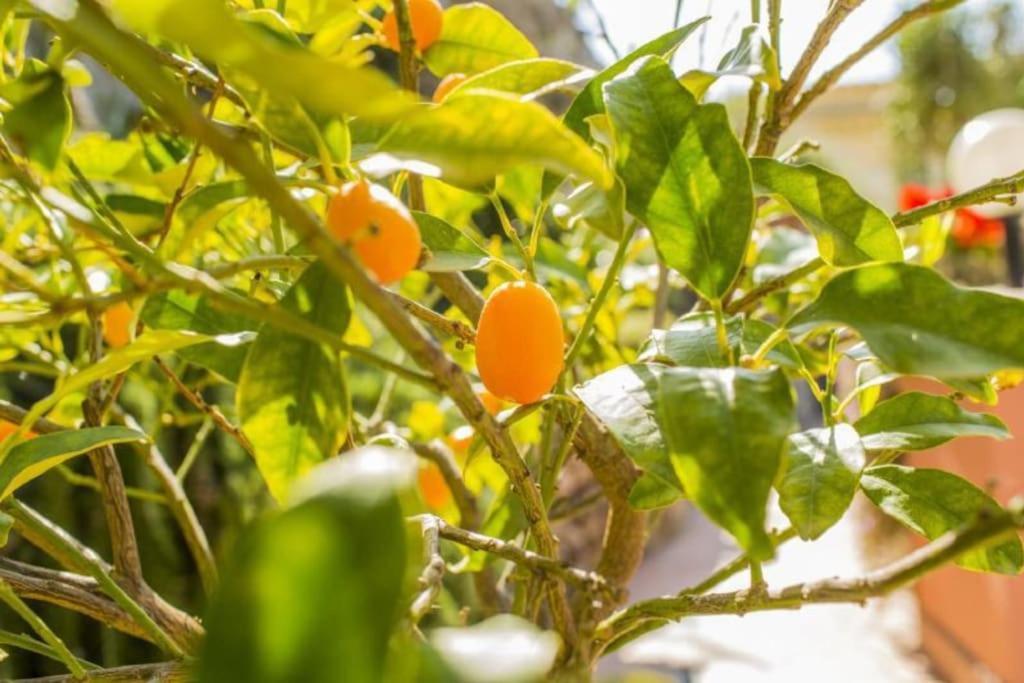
[376, 93, 612, 190]
[237, 261, 352, 502]
[413, 211, 490, 272]
[750, 158, 903, 266]
[658, 367, 795, 559]
[604, 56, 754, 300]
[449, 58, 591, 100]
[777, 425, 865, 540]
[854, 392, 1009, 452]
[0, 510, 13, 547]
[638, 313, 804, 371]
[789, 263, 1024, 379]
[0, 68, 71, 170]
[0, 426, 147, 500]
[861, 465, 1023, 574]
[627, 470, 683, 510]
[681, 24, 781, 100]
[552, 179, 626, 239]
[638, 312, 741, 367]
[430, 615, 560, 682]
[110, 0, 413, 121]
[575, 364, 683, 507]
[197, 448, 412, 683]
[542, 18, 709, 198]
[423, 3, 537, 77]
[141, 290, 259, 382]
[3, 330, 232, 456]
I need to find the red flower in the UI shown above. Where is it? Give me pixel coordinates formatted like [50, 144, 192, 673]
[951, 208, 1004, 249]
[899, 183, 939, 211]
[898, 183, 1004, 250]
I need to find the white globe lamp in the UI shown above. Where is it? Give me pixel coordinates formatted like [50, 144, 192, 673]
[947, 108, 1024, 218]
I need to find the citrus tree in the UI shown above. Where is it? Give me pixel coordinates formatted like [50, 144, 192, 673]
[2, 0, 1024, 680]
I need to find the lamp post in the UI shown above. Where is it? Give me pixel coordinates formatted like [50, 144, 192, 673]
[947, 109, 1024, 287]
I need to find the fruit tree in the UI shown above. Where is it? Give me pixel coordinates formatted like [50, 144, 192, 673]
[2, 0, 1024, 680]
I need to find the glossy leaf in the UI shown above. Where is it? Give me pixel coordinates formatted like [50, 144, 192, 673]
[861, 465, 1023, 574]
[777, 425, 865, 540]
[604, 56, 754, 300]
[854, 392, 1009, 451]
[237, 261, 352, 502]
[197, 448, 412, 683]
[575, 364, 683, 507]
[751, 158, 903, 266]
[790, 263, 1024, 379]
[111, 0, 413, 121]
[0, 426, 147, 500]
[658, 367, 795, 559]
[0, 67, 71, 170]
[423, 3, 537, 76]
[413, 211, 490, 272]
[552, 179, 625, 240]
[141, 290, 259, 382]
[542, 18, 708, 197]
[681, 24, 781, 99]
[639, 313, 803, 371]
[449, 58, 591, 100]
[377, 93, 611, 189]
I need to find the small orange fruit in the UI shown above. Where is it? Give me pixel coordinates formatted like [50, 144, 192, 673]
[102, 301, 135, 349]
[381, 0, 444, 53]
[0, 420, 35, 441]
[475, 281, 564, 404]
[326, 179, 422, 284]
[479, 390, 504, 416]
[432, 73, 468, 103]
[418, 463, 451, 509]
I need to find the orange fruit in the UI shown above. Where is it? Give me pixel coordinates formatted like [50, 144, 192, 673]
[381, 0, 444, 53]
[432, 73, 467, 103]
[102, 301, 135, 349]
[475, 281, 564, 404]
[0, 420, 34, 441]
[418, 463, 451, 509]
[326, 179, 422, 284]
[479, 390, 504, 416]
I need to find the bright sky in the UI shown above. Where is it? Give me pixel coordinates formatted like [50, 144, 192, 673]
[586, 0, 995, 85]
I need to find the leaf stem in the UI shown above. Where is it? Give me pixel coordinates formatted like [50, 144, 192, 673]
[490, 193, 534, 279]
[564, 220, 638, 370]
[0, 580, 87, 679]
[710, 298, 735, 366]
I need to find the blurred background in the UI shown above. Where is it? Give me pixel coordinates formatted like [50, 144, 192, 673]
[3, 1, 1024, 681]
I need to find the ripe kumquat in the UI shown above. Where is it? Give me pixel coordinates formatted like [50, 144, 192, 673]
[381, 0, 443, 53]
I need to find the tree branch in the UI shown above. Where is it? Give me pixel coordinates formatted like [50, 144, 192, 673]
[409, 515, 445, 625]
[755, 0, 866, 155]
[892, 169, 1024, 227]
[388, 291, 476, 346]
[422, 515, 622, 602]
[790, 0, 966, 123]
[9, 661, 189, 682]
[596, 502, 1024, 647]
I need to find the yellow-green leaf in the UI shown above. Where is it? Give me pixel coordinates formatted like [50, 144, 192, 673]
[423, 3, 537, 77]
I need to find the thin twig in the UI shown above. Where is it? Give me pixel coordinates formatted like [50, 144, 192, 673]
[388, 291, 476, 346]
[790, 0, 967, 122]
[892, 169, 1024, 227]
[422, 515, 622, 602]
[153, 356, 255, 456]
[0, 580, 87, 679]
[9, 661, 189, 682]
[409, 515, 445, 624]
[118, 410, 218, 595]
[756, 0, 866, 155]
[596, 502, 1024, 647]
[726, 257, 826, 314]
